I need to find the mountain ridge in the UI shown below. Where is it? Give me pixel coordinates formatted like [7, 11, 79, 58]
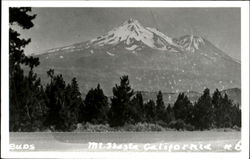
[34, 18, 241, 97]
[40, 18, 238, 63]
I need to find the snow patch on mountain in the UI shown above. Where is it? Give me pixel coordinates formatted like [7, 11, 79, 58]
[89, 18, 180, 52]
[146, 27, 180, 49]
[106, 51, 115, 56]
[47, 48, 60, 53]
[177, 35, 205, 52]
[61, 45, 75, 50]
[90, 18, 156, 48]
[41, 18, 238, 66]
[126, 44, 138, 51]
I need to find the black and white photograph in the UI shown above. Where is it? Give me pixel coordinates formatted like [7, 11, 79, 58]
[1, 1, 249, 159]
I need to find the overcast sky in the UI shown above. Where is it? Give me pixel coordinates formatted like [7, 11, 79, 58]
[18, 8, 241, 60]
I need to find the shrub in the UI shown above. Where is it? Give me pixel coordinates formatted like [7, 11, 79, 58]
[122, 123, 165, 132]
[169, 120, 184, 130]
[184, 123, 195, 131]
[232, 125, 241, 131]
[168, 120, 195, 131]
[156, 120, 169, 128]
[75, 122, 113, 132]
[147, 123, 165, 131]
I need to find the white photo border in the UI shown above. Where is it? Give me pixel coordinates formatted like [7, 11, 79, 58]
[1, 1, 249, 159]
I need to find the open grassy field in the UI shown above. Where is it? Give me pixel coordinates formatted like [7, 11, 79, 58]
[9, 131, 241, 152]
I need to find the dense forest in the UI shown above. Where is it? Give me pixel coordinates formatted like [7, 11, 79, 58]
[9, 7, 241, 132]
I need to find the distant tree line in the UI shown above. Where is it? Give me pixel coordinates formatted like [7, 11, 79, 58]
[9, 7, 241, 132]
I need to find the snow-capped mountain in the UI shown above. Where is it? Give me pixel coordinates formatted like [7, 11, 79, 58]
[87, 18, 180, 52]
[174, 35, 237, 62]
[175, 35, 205, 53]
[36, 18, 241, 97]
[45, 18, 181, 55]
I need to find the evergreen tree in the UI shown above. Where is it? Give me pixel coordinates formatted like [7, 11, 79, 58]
[212, 89, 240, 128]
[219, 94, 234, 128]
[165, 104, 175, 123]
[212, 89, 223, 128]
[23, 70, 48, 131]
[70, 78, 84, 123]
[212, 89, 222, 108]
[129, 92, 145, 123]
[62, 78, 83, 130]
[230, 104, 241, 128]
[78, 100, 86, 123]
[44, 69, 67, 131]
[9, 8, 38, 75]
[156, 91, 166, 121]
[144, 100, 156, 123]
[84, 84, 109, 124]
[109, 75, 134, 127]
[173, 93, 193, 124]
[9, 7, 47, 131]
[193, 88, 213, 130]
[45, 71, 82, 131]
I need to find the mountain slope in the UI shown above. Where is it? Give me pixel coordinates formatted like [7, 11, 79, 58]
[34, 18, 241, 97]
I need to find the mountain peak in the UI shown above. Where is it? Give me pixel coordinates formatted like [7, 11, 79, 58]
[125, 18, 140, 24]
[177, 35, 205, 52]
[88, 18, 180, 52]
[120, 18, 145, 34]
[189, 35, 205, 43]
[44, 20, 233, 62]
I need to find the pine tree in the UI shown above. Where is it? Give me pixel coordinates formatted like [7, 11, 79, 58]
[70, 78, 84, 123]
[23, 70, 48, 131]
[9, 7, 47, 131]
[44, 69, 67, 131]
[45, 72, 83, 131]
[212, 89, 223, 128]
[128, 92, 145, 123]
[165, 104, 175, 123]
[109, 75, 134, 127]
[9, 8, 38, 75]
[230, 104, 241, 128]
[220, 94, 234, 128]
[212, 89, 240, 128]
[62, 78, 83, 130]
[144, 100, 156, 123]
[156, 91, 166, 121]
[193, 88, 213, 130]
[173, 93, 193, 124]
[84, 84, 109, 124]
